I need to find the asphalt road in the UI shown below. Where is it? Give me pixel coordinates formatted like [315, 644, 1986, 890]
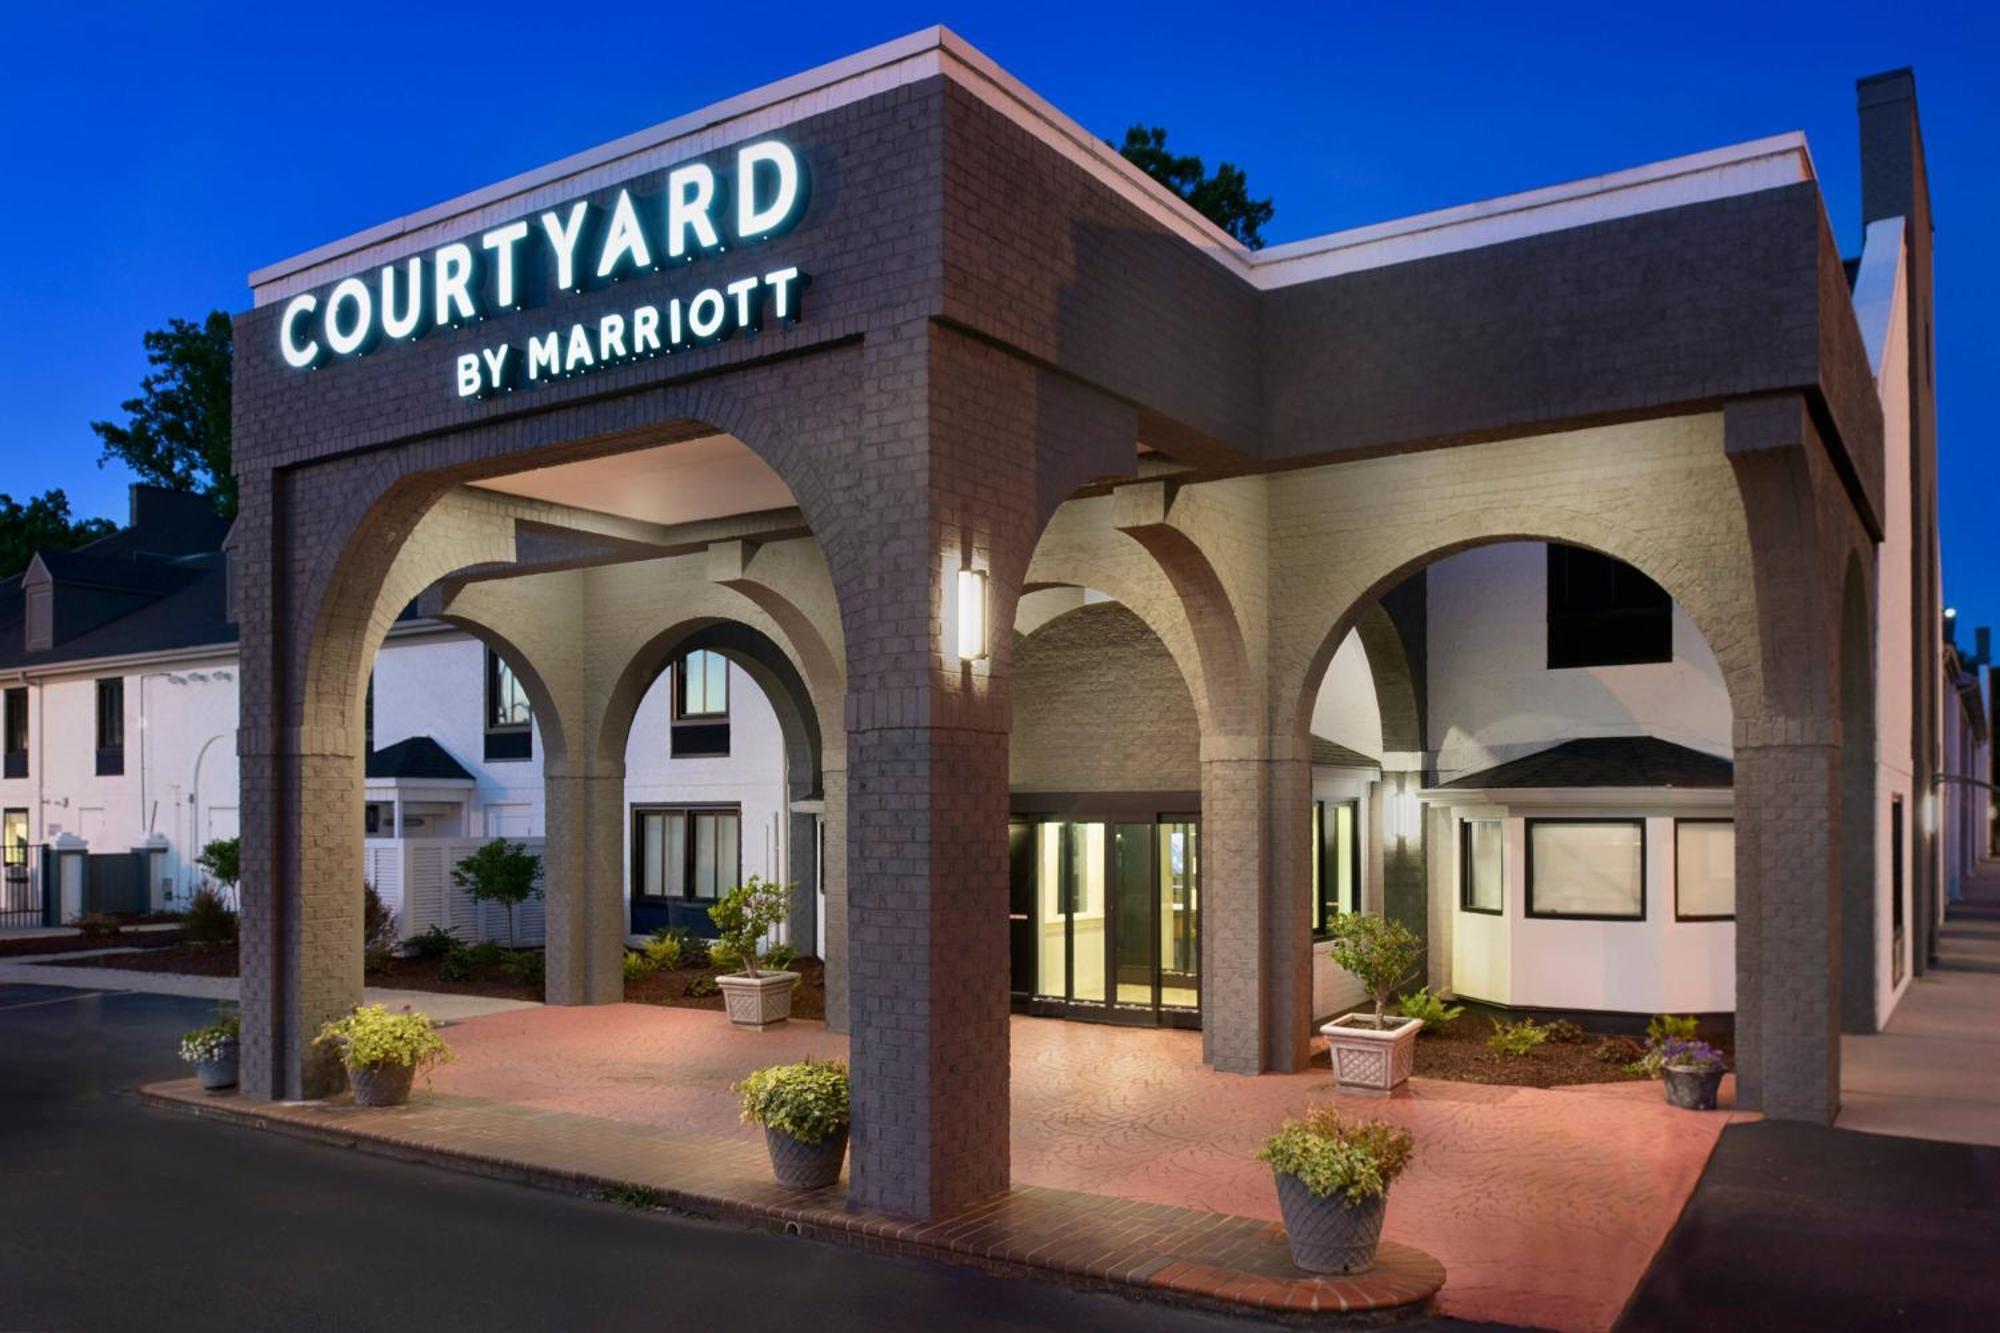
[0, 984, 1495, 1333]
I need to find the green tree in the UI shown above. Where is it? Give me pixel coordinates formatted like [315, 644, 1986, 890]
[90, 311, 236, 517]
[1116, 125, 1275, 248]
[450, 839, 543, 945]
[0, 490, 116, 579]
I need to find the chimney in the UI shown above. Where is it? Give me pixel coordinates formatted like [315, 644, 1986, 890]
[1978, 627, 1991, 667]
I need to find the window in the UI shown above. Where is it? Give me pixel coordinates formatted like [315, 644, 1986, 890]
[632, 807, 741, 901]
[1460, 819, 1504, 914]
[670, 651, 731, 758]
[1546, 544, 1672, 669]
[1674, 819, 1735, 920]
[3, 688, 26, 780]
[1526, 819, 1645, 919]
[364, 673, 375, 754]
[95, 678, 125, 777]
[1311, 799, 1358, 937]
[1891, 796, 1906, 984]
[484, 649, 532, 761]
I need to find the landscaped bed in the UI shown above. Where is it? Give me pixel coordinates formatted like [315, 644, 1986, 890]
[1, 929, 192, 960]
[1321, 1001, 1735, 1090]
[47, 939, 829, 1020]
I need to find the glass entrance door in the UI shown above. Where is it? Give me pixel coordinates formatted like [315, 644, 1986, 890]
[1012, 816, 1199, 1026]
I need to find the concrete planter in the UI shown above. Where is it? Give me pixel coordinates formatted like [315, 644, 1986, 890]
[717, 971, 799, 1029]
[1273, 1171, 1389, 1274]
[765, 1125, 848, 1189]
[348, 1061, 417, 1107]
[1662, 1064, 1723, 1111]
[194, 1039, 239, 1091]
[1320, 1014, 1423, 1093]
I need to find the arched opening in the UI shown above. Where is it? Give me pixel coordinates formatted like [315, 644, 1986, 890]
[1298, 537, 1742, 1040]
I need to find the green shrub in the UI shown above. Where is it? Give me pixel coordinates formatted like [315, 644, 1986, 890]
[363, 883, 398, 974]
[1256, 1105, 1414, 1203]
[449, 839, 543, 945]
[1396, 986, 1463, 1032]
[1326, 914, 1424, 1028]
[500, 949, 545, 988]
[73, 912, 123, 940]
[1486, 1018, 1549, 1057]
[1543, 1019, 1588, 1045]
[196, 837, 240, 893]
[183, 887, 238, 944]
[1632, 1014, 1704, 1077]
[678, 935, 711, 970]
[684, 975, 720, 998]
[761, 943, 798, 972]
[735, 1058, 850, 1144]
[708, 938, 744, 974]
[437, 939, 503, 983]
[642, 933, 682, 971]
[622, 951, 653, 982]
[406, 925, 460, 961]
[707, 877, 792, 979]
[313, 1004, 452, 1075]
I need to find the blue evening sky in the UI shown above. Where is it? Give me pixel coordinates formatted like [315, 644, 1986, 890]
[1, 2, 1993, 634]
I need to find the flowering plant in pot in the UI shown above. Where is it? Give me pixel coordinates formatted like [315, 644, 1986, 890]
[178, 1011, 240, 1091]
[313, 1004, 453, 1107]
[1658, 1037, 1727, 1110]
[1320, 914, 1426, 1092]
[708, 877, 799, 1029]
[1257, 1106, 1415, 1274]
[736, 1058, 850, 1188]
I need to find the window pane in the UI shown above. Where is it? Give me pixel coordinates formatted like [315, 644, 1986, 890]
[1675, 822, 1734, 918]
[1310, 802, 1323, 927]
[1529, 822, 1643, 918]
[640, 814, 665, 898]
[664, 814, 687, 898]
[1463, 820, 1503, 913]
[694, 814, 718, 898]
[489, 652, 530, 727]
[1334, 804, 1356, 918]
[716, 813, 739, 894]
[1036, 823, 1065, 997]
[706, 653, 729, 716]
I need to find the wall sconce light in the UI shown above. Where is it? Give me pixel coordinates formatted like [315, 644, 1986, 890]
[956, 568, 988, 662]
[1388, 783, 1421, 845]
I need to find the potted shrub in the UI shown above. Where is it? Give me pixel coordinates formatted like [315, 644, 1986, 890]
[1320, 914, 1426, 1092]
[1658, 1037, 1727, 1110]
[313, 1004, 453, 1107]
[1257, 1105, 1415, 1274]
[708, 877, 798, 1028]
[736, 1057, 850, 1188]
[179, 1011, 240, 1091]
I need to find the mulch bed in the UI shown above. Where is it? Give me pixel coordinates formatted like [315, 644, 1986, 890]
[624, 956, 827, 1020]
[45, 938, 237, 974]
[0, 930, 191, 959]
[1320, 1004, 1736, 1090]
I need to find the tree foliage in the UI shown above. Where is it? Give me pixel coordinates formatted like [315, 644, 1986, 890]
[1116, 125, 1275, 248]
[450, 838, 544, 944]
[0, 490, 116, 579]
[90, 311, 236, 517]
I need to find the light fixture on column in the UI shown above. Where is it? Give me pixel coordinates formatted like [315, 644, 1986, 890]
[1389, 781, 1421, 845]
[956, 567, 988, 662]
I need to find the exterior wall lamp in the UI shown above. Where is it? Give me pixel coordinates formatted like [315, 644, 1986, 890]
[1387, 780, 1422, 845]
[956, 568, 988, 662]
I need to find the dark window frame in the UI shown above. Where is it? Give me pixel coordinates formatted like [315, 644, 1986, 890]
[1672, 817, 1736, 922]
[1311, 798, 1360, 940]
[629, 804, 743, 903]
[1524, 816, 1648, 921]
[94, 678, 125, 777]
[1458, 818, 1505, 916]
[1546, 544, 1673, 670]
[672, 650, 730, 720]
[483, 649, 533, 762]
[1891, 796, 1906, 984]
[3, 687, 26, 780]
[669, 651, 731, 758]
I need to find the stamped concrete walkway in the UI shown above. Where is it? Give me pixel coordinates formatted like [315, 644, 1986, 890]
[1838, 866, 2000, 1146]
[214, 1004, 1732, 1331]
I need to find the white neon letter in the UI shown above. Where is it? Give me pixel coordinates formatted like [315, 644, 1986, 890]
[598, 314, 627, 359]
[595, 190, 653, 279]
[736, 140, 801, 238]
[633, 304, 661, 355]
[527, 331, 560, 380]
[434, 243, 476, 324]
[481, 220, 530, 308]
[280, 294, 320, 368]
[324, 277, 373, 355]
[686, 287, 726, 339]
[480, 343, 510, 389]
[763, 267, 802, 321]
[666, 163, 720, 259]
[539, 202, 589, 291]
[563, 323, 595, 372]
[379, 258, 424, 339]
[726, 276, 759, 328]
[456, 354, 483, 398]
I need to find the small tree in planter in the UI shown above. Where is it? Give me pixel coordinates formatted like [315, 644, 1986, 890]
[708, 877, 798, 1028]
[313, 1004, 454, 1107]
[450, 839, 542, 946]
[1257, 1105, 1415, 1273]
[1321, 914, 1426, 1092]
[736, 1057, 850, 1188]
[178, 1009, 240, 1092]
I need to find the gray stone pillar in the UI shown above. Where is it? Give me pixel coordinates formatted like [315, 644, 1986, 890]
[543, 767, 626, 1005]
[819, 765, 849, 1033]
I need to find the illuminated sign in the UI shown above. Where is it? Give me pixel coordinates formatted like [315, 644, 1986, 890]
[277, 139, 810, 398]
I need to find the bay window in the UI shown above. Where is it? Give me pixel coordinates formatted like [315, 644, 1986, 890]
[1525, 818, 1645, 919]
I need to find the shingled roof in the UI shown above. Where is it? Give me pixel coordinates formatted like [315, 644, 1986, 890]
[365, 737, 476, 783]
[1433, 736, 1732, 791]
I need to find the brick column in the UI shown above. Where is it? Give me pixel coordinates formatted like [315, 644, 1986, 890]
[543, 766, 626, 1005]
[1732, 740, 1842, 1122]
[818, 764, 850, 1033]
[1200, 747, 1313, 1074]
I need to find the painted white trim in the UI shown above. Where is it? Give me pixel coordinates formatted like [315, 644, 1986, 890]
[248, 27, 1822, 304]
[1850, 216, 1908, 377]
[0, 643, 236, 687]
[1422, 785, 1732, 812]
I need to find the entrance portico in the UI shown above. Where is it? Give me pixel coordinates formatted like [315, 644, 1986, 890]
[232, 27, 1900, 1221]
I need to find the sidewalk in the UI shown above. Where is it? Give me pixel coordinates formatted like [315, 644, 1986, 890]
[1837, 868, 2000, 1146]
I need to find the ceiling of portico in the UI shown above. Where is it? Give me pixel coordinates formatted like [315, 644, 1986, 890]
[469, 434, 796, 527]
